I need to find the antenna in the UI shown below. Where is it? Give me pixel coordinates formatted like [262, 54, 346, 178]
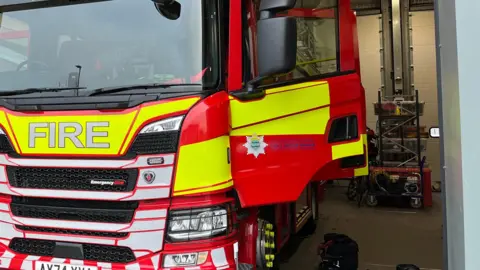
[75, 65, 82, 96]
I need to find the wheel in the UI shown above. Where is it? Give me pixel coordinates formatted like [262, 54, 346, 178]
[302, 183, 319, 235]
[346, 178, 357, 201]
[356, 176, 369, 207]
[366, 194, 378, 207]
[410, 197, 423, 209]
[311, 183, 319, 221]
[256, 219, 279, 270]
[432, 181, 441, 192]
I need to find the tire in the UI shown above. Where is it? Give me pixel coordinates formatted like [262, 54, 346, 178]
[302, 184, 319, 235]
[256, 219, 280, 270]
[432, 181, 441, 192]
[311, 183, 319, 222]
[346, 178, 357, 201]
[356, 176, 369, 207]
[410, 197, 423, 209]
[366, 194, 378, 207]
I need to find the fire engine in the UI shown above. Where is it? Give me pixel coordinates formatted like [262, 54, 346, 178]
[0, 0, 366, 269]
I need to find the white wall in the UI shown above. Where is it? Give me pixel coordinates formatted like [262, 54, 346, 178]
[357, 11, 441, 182]
[357, 15, 381, 129]
[411, 11, 441, 183]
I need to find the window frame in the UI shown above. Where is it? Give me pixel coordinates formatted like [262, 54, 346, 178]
[282, 3, 341, 80]
[243, 0, 357, 90]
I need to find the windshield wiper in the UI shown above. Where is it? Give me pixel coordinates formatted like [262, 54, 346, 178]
[0, 87, 86, 97]
[88, 83, 202, 96]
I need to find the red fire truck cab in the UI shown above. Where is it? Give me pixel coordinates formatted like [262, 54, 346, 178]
[0, 0, 366, 269]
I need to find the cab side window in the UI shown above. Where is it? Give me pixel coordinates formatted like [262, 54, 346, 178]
[289, 0, 339, 80]
[246, 0, 340, 85]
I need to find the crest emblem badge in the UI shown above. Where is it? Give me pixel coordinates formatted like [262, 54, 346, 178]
[243, 133, 268, 158]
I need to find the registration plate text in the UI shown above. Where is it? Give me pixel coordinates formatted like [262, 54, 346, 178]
[35, 262, 98, 270]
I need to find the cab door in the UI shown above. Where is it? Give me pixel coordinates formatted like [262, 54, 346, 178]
[228, 0, 364, 208]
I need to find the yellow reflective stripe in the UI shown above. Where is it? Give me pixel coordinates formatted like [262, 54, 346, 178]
[331, 137, 364, 160]
[174, 180, 234, 196]
[230, 107, 330, 136]
[230, 82, 330, 129]
[264, 81, 327, 94]
[8, 111, 138, 155]
[0, 111, 19, 152]
[354, 134, 369, 177]
[173, 135, 231, 195]
[354, 165, 369, 177]
[120, 97, 200, 153]
[4, 97, 199, 156]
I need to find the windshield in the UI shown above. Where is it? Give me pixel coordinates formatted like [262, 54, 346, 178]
[0, 0, 218, 92]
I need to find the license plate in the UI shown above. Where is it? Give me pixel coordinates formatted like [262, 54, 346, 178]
[35, 262, 98, 270]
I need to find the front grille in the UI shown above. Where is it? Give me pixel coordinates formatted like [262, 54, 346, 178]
[0, 135, 14, 153]
[9, 238, 136, 263]
[129, 131, 178, 155]
[11, 197, 138, 223]
[16, 225, 129, 238]
[0, 130, 178, 156]
[7, 167, 138, 192]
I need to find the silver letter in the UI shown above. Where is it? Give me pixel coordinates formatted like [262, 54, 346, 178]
[58, 122, 84, 148]
[86, 122, 110, 148]
[48, 123, 56, 148]
[29, 123, 47, 148]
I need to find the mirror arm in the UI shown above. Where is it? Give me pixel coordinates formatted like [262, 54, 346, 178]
[259, 10, 274, 20]
[246, 76, 268, 93]
[230, 76, 269, 101]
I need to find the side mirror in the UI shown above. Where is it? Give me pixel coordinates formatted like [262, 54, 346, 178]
[257, 17, 297, 78]
[152, 0, 181, 20]
[256, 0, 297, 79]
[259, 0, 297, 14]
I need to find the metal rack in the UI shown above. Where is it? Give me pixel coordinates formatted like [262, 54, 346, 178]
[375, 90, 426, 168]
[361, 90, 428, 208]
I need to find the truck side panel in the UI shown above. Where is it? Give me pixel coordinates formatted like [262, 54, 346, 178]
[229, 73, 365, 208]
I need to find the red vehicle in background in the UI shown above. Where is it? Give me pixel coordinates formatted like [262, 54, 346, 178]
[0, 0, 366, 269]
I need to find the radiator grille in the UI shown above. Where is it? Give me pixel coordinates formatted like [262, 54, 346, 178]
[0, 131, 178, 156]
[129, 131, 179, 155]
[16, 225, 129, 238]
[10, 197, 138, 224]
[0, 135, 14, 153]
[7, 167, 138, 192]
[9, 238, 136, 263]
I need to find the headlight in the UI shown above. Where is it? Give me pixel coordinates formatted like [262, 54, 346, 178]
[140, 115, 184, 134]
[167, 206, 230, 242]
[163, 251, 208, 268]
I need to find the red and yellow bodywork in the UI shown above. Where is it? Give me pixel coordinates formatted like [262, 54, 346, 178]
[0, 0, 367, 269]
[230, 73, 367, 207]
[0, 72, 366, 270]
[0, 96, 239, 270]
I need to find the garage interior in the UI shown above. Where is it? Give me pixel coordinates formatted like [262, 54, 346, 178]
[0, 0, 456, 269]
[280, 0, 443, 269]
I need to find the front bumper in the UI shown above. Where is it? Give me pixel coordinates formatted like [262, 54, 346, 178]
[0, 240, 238, 270]
[0, 152, 238, 270]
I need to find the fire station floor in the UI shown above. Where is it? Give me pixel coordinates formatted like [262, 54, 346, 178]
[279, 181, 443, 270]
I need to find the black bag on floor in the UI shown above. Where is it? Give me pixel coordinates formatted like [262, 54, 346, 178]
[318, 233, 359, 270]
[397, 264, 420, 270]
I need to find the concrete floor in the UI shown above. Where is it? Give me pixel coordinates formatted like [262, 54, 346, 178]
[279, 182, 443, 270]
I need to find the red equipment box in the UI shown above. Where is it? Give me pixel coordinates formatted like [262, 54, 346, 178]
[369, 166, 432, 207]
